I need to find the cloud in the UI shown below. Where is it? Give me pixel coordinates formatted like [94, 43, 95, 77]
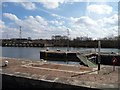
[51, 14, 65, 20]
[18, 15, 48, 33]
[39, 0, 83, 9]
[104, 14, 118, 25]
[0, 20, 5, 38]
[3, 13, 19, 21]
[2, 2, 37, 10]
[70, 17, 79, 22]
[49, 20, 65, 26]
[75, 16, 97, 26]
[87, 4, 112, 14]
[20, 2, 36, 10]
[69, 16, 97, 28]
[41, 2, 59, 9]
[39, 0, 65, 9]
[0, 19, 20, 38]
[3, 13, 48, 38]
[2, 13, 68, 39]
[2, 12, 118, 39]
[97, 14, 118, 27]
[39, 0, 117, 10]
[35, 16, 48, 26]
[69, 14, 118, 39]
[3, 13, 48, 26]
[0, 20, 5, 29]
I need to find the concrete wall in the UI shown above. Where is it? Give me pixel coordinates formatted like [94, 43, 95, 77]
[2, 74, 99, 89]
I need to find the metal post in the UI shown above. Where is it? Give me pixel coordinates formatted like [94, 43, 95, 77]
[98, 40, 101, 70]
[19, 26, 22, 39]
[66, 52, 68, 64]
[67, 29, 69, 51]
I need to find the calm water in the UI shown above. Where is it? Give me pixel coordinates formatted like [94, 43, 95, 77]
[1, 46, 119, 61]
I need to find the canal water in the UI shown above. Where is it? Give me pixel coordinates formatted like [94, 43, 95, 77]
[1, 46, 119, 64]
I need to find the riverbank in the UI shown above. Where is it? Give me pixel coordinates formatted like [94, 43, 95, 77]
[0, 57, 119, 89]
[1, 39, 119, 48]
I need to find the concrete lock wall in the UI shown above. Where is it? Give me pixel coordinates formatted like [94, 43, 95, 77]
[2, 74, 99, 89]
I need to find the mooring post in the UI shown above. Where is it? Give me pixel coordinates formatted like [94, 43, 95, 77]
[98, 40, 101, 71]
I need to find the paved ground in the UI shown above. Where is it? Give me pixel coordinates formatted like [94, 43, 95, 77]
[0, 57, 119, 89]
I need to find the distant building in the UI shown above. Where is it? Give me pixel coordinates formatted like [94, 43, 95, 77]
[74, 37, 92, 41]
[28, 37, 32, 40]
[52, 35, 68, 40]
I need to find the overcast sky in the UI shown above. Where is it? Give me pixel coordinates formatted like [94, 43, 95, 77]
[1, 0, 119, 39]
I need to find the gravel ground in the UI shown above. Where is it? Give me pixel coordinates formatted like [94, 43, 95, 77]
[0, 57, 119, 88]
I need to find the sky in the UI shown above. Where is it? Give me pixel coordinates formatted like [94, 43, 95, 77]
[0, 0, 119, 40]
